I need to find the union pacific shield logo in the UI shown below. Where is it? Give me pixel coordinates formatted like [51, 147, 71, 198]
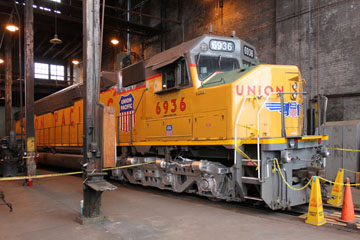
[119, 93, 135, 132]
[265, 101, 300, 117]
[288, 102, 300, 117]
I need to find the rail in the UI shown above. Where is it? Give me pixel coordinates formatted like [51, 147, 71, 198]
[234, 95, 258, 166]
[256, 92, 307, 182]
[35, 122, 83, 147]
[116, 88, 147, 144]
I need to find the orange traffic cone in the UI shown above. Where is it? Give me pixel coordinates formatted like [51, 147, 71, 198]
[338, 178, 355, 223]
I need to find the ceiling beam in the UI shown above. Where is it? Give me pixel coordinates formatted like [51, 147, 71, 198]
[62, 42, 81, 60]
[52, 37, 78, 59]
[0, 0, 164, 36]
[34, 37, 48, 53]
[33, 0, 180, 24]
[42, 43, 56, 57]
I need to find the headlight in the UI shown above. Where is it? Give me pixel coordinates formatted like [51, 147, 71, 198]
[293, 82, 298, 90]
[291, 93, 297, 100]
[200, 43, 208, 52]
[320, 147, 330, 157]
[281, 151, 292, 163]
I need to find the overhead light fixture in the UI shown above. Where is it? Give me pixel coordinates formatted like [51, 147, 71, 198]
[6, 14, 19, 32]
[0, 58, 4, 64]
[50, 34, 62, 44]
[72, 60, 80, 65]
[111, 39, 119, 46]
[6, 24, 19, 32]
[50, 2, 62, 44]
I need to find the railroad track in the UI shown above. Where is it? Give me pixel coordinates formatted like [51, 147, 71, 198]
[35, 166, 360, 229]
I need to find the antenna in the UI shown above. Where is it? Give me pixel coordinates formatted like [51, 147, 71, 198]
[209, 24, 213, 35]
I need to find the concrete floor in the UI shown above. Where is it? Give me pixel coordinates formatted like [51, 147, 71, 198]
[0, 170, 358, 240]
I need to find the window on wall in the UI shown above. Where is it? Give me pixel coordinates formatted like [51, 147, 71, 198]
[34, 62, 65, 81]
[50, 65, 64, 80]
[34, 63, 49, 79]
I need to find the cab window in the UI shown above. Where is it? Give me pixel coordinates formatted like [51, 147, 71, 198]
[162, 66, 176, 89]
[161, 58, 189, 91]
[178, 59, 189, 86]
[197, 55, 240, 81]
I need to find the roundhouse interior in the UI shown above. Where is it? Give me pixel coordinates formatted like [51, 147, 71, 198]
[0, 0, 360, 239]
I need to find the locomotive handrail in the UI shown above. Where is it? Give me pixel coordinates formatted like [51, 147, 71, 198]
[234, 95, 258, 167]
[131, 88, 147, 144]
[322, 96, 328, 135]
[115, 88, 147, 145]
[256, 92, 306, 182]
[234, 92, 307, 183]
[234, 95, 265, 182]
[36, 122, 83, 147]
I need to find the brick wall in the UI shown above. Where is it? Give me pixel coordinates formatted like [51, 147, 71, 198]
[104, 0, 360, 121]
[276, 0, 360, 121]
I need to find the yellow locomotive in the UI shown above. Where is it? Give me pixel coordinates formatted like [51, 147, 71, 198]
[16, 34, 328, 210]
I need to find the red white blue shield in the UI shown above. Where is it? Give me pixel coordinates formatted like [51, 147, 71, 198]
[265, 101, 300, 118]
[166, 125, 173, 136]
[289, 102, 299, 117]
[119, 93, 135, 132]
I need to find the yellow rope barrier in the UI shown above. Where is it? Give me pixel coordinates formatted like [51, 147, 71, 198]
[236, 124, 259, 133]
[340, 168, 359, 174]
[329, 147, 360, 152]
[318, 176, 360, 187]
[102, 161, 154, 171]
[274, 158, 312, 191]
[274, 158, 360, 189]
[327, 147, 360, 174]
[0, 162, 155, 181]
[235, 146, 259, 170]
[0, 171, 83, 181]
[235, 132, 259, 170]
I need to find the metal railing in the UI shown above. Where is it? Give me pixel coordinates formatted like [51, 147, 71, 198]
[234, 92, 307, 182]
[35, 122, 83, 147]
[256, 92, 306, 182]
[116, 88, 147, 144]
[234, 95, 257, 166]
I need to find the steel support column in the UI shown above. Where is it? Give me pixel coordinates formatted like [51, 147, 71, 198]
[69, 62, 74, 85]
[127, 0, 131, 55]
[5, 34, 12, 136]
[24, 0, 36, 177]
[80, 0, 116, 224]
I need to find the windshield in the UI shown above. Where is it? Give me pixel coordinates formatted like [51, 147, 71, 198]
[197, 55, 240, 81]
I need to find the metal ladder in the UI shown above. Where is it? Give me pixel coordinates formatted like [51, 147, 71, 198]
[241, 159, 263, 201]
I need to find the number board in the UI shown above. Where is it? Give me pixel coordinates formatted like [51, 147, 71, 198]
[243, 45, 255, 58]
[156, 97, 186, 115]
[209, 40, 235, 52]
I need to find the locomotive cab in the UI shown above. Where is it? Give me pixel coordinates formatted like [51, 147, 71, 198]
[145, 35, 258, 92]
[188, 36, 258, 87]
